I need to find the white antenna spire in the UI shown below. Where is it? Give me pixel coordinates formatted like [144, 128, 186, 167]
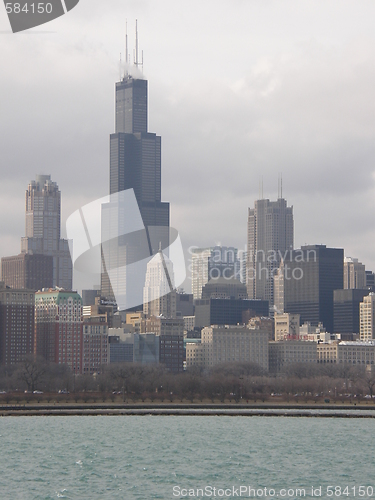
[135, 19, 138, 66]
[119, 52, 122, 80]
[125, 19, 128, 77]
[133, 19, 144, 72]
[281, 173, 283, 199]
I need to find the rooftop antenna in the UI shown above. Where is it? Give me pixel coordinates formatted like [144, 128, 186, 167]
[125, 19, 128, 77]
[281, 173, 283, 199]
[119, 52, 122, 80]
[133, 19, 144, 72]
[278, 174, 280, 199]
[262, 176, 264, 199]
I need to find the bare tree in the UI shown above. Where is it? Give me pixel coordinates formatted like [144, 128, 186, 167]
[17, 355, 46, 393]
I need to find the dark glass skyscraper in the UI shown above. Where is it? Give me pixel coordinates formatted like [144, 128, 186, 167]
[110, 75, 170, 234]
[281, 245, 344, 333]
[101, 71, 170, 307]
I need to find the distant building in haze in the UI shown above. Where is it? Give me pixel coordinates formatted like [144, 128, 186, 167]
[344, 257, 366, 289]
[21, 175, 72, 290]
[143, 251, 176, 318]
[191, 246, 241, 300]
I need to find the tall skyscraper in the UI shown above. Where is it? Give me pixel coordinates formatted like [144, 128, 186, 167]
[101, 32, 170, 308]
[360, 293, 375, 341]
[0, 282, 35, 365]
[247, 197, 294, 306]
[143, 250, 176, 318]
[344, 257, 366, 289]
[278, 245, 344, 333]
[21, 175, 72, 290]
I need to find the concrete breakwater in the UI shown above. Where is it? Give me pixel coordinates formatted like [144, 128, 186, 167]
[1, 403, 375, 417]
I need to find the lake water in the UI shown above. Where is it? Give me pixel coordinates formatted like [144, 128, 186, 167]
[0, 416, 374, 499]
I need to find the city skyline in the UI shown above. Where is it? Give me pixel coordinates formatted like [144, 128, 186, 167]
[1, 1, 375, 293]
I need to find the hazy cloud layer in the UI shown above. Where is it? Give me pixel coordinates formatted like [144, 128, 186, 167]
[0, 0, 374, 291]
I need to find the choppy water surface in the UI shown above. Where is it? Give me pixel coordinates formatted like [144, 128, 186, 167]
[0, 416, 374, 499]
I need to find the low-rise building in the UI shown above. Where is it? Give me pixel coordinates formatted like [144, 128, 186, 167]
[187, 324, 269, 371]
[274, 313, 300, 341]
[317, 341, 339, 364]
[269, 340, 317, 373]
[338, 341, 375, 367]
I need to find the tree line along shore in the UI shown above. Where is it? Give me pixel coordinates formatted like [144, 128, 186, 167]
[0, 356, 375, 406]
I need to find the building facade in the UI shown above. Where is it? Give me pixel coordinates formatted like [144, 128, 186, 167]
[274, 313, 300, 341]
[194, 298, 269, 328]
[279, 245, 344, 334]
[0, 282, 35, 365]
[101, 69, 170, 305]
[360, 293, 375, 341]
[344, 257, 366, 290]
[83, 317, 108, 375]
[269, 340, 317, 373]
[186, 325, 269, 371]
[35, 290, 83, 373]
[1, 253, 53, 291]
[247, 197, 294, 307]
[191, 246, 241, 300]
[143, 251, 176, 318]
[21, 175, 72, 290]
[333, 289, 369, 335]
[201, 277, 247, 300]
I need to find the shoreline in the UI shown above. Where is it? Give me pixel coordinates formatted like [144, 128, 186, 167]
[1, 403, 375, 417]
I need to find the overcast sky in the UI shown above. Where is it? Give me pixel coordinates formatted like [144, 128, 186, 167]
[0, 0, 374, 292]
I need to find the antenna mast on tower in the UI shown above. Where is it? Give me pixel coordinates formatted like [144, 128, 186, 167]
[124, 19, 128, 78]
[133, 19, 144, 72]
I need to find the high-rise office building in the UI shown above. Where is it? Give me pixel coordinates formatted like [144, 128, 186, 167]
[35, 289, 83, 373]
[333, 288, 370, 335]
[143, 251, 176, 318]
[247, 197, 294, 306]
[366, 271, 375, 291]
[344, 257, 366, 289]
[1, 253, 53, 291]
[101, 42, 170, 307]
[278, 245, 344, 333]
[191, 246, 241, 300]
[21, 175, 72, 290]
[82, 316, 108, 375]
[360, 293, 375, 341]
[0, 282, 35, 365]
